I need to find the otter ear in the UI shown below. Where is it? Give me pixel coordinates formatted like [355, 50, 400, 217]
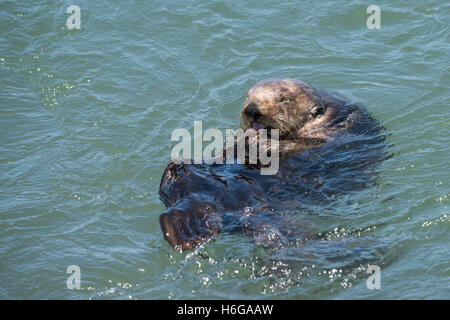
[278, 88, 290, 103]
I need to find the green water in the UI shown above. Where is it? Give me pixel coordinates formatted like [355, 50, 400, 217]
[1, 0, 449, 299]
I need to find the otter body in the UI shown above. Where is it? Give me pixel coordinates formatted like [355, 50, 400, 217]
[159, 79, 387, 251]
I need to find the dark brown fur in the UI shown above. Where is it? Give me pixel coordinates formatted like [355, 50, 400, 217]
[159, 79, 386, 251]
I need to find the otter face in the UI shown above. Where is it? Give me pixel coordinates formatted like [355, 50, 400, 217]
[241, 79, 325, 138]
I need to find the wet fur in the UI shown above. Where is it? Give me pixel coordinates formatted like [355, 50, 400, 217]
[159, 79, 387, 251]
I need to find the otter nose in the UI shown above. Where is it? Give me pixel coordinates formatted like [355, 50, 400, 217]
[244, 103, 262, 119]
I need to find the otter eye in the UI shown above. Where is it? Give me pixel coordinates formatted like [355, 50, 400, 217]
[314, 107, 325, 116]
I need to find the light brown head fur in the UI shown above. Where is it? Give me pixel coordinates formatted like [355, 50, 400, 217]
[241, 79, 337, 139]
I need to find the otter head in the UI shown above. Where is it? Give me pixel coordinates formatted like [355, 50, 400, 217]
[241, 79, 326, 138]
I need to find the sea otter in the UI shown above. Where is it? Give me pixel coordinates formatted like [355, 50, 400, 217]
[159, 79, 387, 252]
